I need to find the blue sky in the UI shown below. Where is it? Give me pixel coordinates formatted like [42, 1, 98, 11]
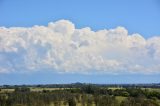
[0, 72, 160, 85]
[0, 0, 160, 84]
[0, 0, 160, 38]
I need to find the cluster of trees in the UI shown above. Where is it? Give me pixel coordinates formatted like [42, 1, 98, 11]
[80, 85, 160, 98]
[0, 85, 160, 106]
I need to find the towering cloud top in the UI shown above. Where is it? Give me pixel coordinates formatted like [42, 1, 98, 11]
[0, 20, 160, 74]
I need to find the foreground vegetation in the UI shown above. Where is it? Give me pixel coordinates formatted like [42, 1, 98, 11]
[0, 84, 160, 106]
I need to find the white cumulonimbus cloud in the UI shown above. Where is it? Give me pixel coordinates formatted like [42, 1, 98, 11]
[0, 20, 160, 74]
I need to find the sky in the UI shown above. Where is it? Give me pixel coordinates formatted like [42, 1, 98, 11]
[0, 0, 160, 84]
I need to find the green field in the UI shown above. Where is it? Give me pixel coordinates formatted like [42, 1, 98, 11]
[0, 87, 72, 93]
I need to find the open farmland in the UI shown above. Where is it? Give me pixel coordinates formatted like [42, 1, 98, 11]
[0, 83, 160, 106]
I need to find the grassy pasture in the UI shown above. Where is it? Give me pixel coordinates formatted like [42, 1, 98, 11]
[1, 87, 160, 93]
[116, 96, 127, 103]
[142, 88, 160, 92]
[30, 87, 67, 92]
[0, 88, 14, 93]
[0, 87, 72, 93]
[108, 87, 123, 90]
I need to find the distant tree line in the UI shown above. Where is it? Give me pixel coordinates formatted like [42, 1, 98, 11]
[1, 83, 160, 89]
